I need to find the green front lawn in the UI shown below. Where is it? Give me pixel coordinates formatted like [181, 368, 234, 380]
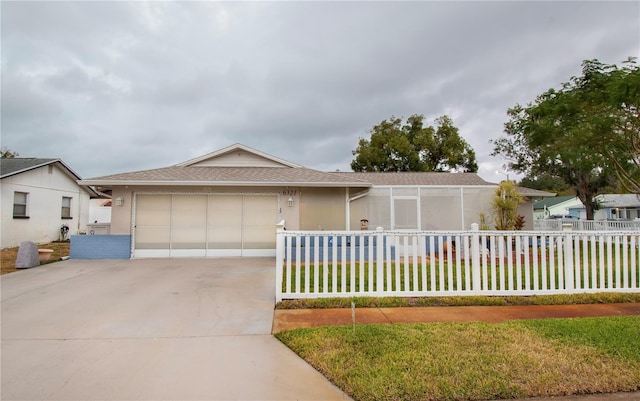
[276, 316, 640, 401]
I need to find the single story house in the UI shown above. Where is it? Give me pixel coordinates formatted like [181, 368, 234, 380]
[568, 194, 640, 221]
[78, 144, 552, 258]
[0, 158, 97, 248]
[532, 195, 583, 220]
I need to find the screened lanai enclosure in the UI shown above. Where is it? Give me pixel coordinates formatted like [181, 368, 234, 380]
[348, 186, 499, 231]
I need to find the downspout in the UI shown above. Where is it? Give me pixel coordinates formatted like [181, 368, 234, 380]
[347, 189, 370, 231]
[460, 187, 465, 230]
[417, 187, 422, 230]
[349, 191, 370, 202]
[78, 187, 83, 234]
[345, 188, 349, 230]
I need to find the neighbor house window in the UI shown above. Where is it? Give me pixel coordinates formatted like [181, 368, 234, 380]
[13, 192, 28, 218]
[61, 197, 72, 219]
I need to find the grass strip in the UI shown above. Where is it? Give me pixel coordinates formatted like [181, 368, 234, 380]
[275, 316, 640, 401]
[276, 292, 640, 309]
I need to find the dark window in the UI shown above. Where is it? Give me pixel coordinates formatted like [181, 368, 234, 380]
[62, 196, 72, 218]
[13, 192, 28, 218]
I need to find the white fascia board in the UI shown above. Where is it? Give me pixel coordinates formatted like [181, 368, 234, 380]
[55, 160, 84, 180]
[372, 184, 496, 189]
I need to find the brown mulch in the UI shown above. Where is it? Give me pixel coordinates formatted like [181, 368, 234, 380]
[1, 242, 71, 275]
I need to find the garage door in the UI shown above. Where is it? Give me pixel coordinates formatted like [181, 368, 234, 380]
[133, 194, 279, 258]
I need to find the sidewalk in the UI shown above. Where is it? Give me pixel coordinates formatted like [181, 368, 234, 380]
[513, 393, 640, 401]
[273, 302, 640, 333]
[273, 303, 640, 401]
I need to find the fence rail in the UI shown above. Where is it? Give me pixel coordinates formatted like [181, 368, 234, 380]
[533, 219, 640, 231]
[275, 227, 640, 301]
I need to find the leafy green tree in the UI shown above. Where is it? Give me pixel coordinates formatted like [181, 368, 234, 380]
[1, 147, 19, 158]
[351, 115, 478, 172]
[492, 58, 639, 219]
[519, 173, 572, 195]
[592, 59, 640, 194]
[491, 181, 523, 230]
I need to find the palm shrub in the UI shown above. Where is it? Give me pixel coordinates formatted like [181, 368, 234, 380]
[492, 180, 523, 230]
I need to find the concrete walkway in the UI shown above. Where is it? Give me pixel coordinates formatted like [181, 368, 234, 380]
[1, 259, 350, 400]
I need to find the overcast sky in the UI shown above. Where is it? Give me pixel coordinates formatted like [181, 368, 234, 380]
[2, 1, 638, 182]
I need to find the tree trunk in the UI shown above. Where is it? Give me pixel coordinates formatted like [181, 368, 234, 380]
[583, 198, 596, 220]
[575, 183, 596, 220]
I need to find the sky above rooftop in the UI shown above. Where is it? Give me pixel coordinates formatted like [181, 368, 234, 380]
[2, 1, 638, 182]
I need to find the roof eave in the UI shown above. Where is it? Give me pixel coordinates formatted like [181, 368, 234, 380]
[371, 184, 496, 188]
[519, 190, 556, 197]
[77, 179, 372, 188]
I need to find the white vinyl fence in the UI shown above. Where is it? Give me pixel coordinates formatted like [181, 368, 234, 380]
[275, 226, 639, 301]
[534, 219, 640, 231]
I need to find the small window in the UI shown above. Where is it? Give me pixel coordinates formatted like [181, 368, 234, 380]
[61, 196, 72, 219]
[13, 192, 29, 218]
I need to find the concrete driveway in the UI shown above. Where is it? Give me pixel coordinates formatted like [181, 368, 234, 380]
[1, 258, 351, 400]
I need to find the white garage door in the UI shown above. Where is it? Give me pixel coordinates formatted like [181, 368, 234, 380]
[134, 194, 279, 258]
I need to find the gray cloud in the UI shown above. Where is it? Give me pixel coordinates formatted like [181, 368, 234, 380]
[2, 1, 638, 182]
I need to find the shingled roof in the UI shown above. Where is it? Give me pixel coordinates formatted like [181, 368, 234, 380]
[1, 157, 100, 197]
[80, 166, 372, 187]
[514, 186, 557, 198]
[333, 172, 493, 186]
[80, 166, 503, 188]
[1, 158, 81, 180]
[78, 144, 523, 190]
[533, 195, 577, 210]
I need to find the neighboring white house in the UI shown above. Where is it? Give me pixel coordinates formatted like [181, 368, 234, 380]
[569, 194, 640, 221]
[0, 158, 96, 248]
[532, 195, 583, 220]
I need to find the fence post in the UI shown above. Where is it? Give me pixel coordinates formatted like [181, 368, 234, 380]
[471, 223, 481, 293]
[563, 224, 575, 292]
[275, 220, 285, 303]
[376, 227, 384, 293]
